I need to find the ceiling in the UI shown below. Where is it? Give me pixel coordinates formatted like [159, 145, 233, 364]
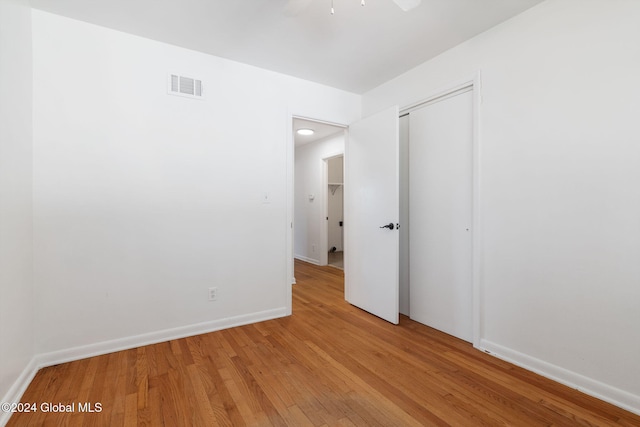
[30, 0, 544, 94]
[294, 118, 344, 147]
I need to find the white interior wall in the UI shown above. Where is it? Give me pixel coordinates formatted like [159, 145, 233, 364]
[31, 10, 360, 358]
[6, 0, 638, 418]
[363, 0, 640, 413]
[0, 0, 35, 414]
[294, 133, 345, 264]
[327, 156, 344, 252]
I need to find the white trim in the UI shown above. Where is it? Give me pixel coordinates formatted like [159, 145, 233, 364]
[294, 254, 321, 265]
[471, 71, 483, 349]
[343, 127, 351, 303]
[400, 85, 472, 116]
[479, 339, 640, 416]
[399, 75, 478, 115]
[0, 358, 40, 427]
[285, 110, 294, 315]
[36, 308, 287, 368]
[291, 116, 348, 130]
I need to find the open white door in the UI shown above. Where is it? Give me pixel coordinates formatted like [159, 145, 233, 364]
[344, 106, 399, 324]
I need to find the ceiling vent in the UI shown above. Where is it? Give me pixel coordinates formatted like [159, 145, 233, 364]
[168, 74, 203, 99]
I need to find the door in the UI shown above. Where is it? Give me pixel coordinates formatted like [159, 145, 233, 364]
[344, 106, 400, 324]
[409, 90, 473, 342]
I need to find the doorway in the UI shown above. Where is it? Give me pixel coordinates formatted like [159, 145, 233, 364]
[287, 78, 478, 336]
[292, 117, 346, 270]
[326, 155, 344, 269]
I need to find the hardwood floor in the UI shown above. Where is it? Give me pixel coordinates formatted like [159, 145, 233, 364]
[8, 260, 640, 426]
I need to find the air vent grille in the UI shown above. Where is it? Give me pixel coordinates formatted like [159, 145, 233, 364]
[168, 74, 203, 99]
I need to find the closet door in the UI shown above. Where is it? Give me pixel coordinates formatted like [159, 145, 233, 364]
[409, 90, 473, 342]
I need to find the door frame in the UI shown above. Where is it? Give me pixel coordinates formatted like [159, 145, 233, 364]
[400, 72, 482, 347]
[286, 114, 347, 315]
[321, 153, 345, 267]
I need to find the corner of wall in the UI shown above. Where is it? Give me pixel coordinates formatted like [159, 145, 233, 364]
[0, 0, 35, 416]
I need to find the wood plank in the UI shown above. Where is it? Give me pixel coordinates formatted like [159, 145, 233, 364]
[6, 259, 640, 426]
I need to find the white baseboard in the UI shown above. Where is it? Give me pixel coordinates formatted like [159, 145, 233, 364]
[4, 316, 638, 426]
[0, 307, 287, 427]
[0, 358, 39, 427]
[294, 255, 321, 265]
[36, 307, 288, 367]
[479, 339, 640, 416]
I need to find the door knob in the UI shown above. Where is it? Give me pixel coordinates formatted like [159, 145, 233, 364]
[379, 223, 395, 230]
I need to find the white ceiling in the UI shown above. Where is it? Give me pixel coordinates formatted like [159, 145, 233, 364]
[293, 118, 345, 147]
[30, 0, 544, 94]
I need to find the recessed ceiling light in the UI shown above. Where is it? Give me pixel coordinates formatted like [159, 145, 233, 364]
[297, 128, 315, 136]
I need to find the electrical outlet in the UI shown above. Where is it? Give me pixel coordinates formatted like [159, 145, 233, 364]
[208, 287, 217, 301]
[312, 244, 316, 252]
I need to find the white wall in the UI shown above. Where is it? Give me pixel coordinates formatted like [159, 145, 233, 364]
[31, 11, 360, 357]
[294, 133, 345, 264]
[327, 156, 344, 252]
[0, 0, 35, 414]
[363, 0, 640, 413]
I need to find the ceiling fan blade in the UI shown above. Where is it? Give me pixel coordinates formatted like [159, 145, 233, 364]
[283, 0, 313, 17]
[391, 0, 422, 12]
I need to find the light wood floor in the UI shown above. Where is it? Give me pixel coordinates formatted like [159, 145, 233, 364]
[8, 260, 640, 426]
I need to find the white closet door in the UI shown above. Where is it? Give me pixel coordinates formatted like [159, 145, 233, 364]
[409, 90, 473, 342]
